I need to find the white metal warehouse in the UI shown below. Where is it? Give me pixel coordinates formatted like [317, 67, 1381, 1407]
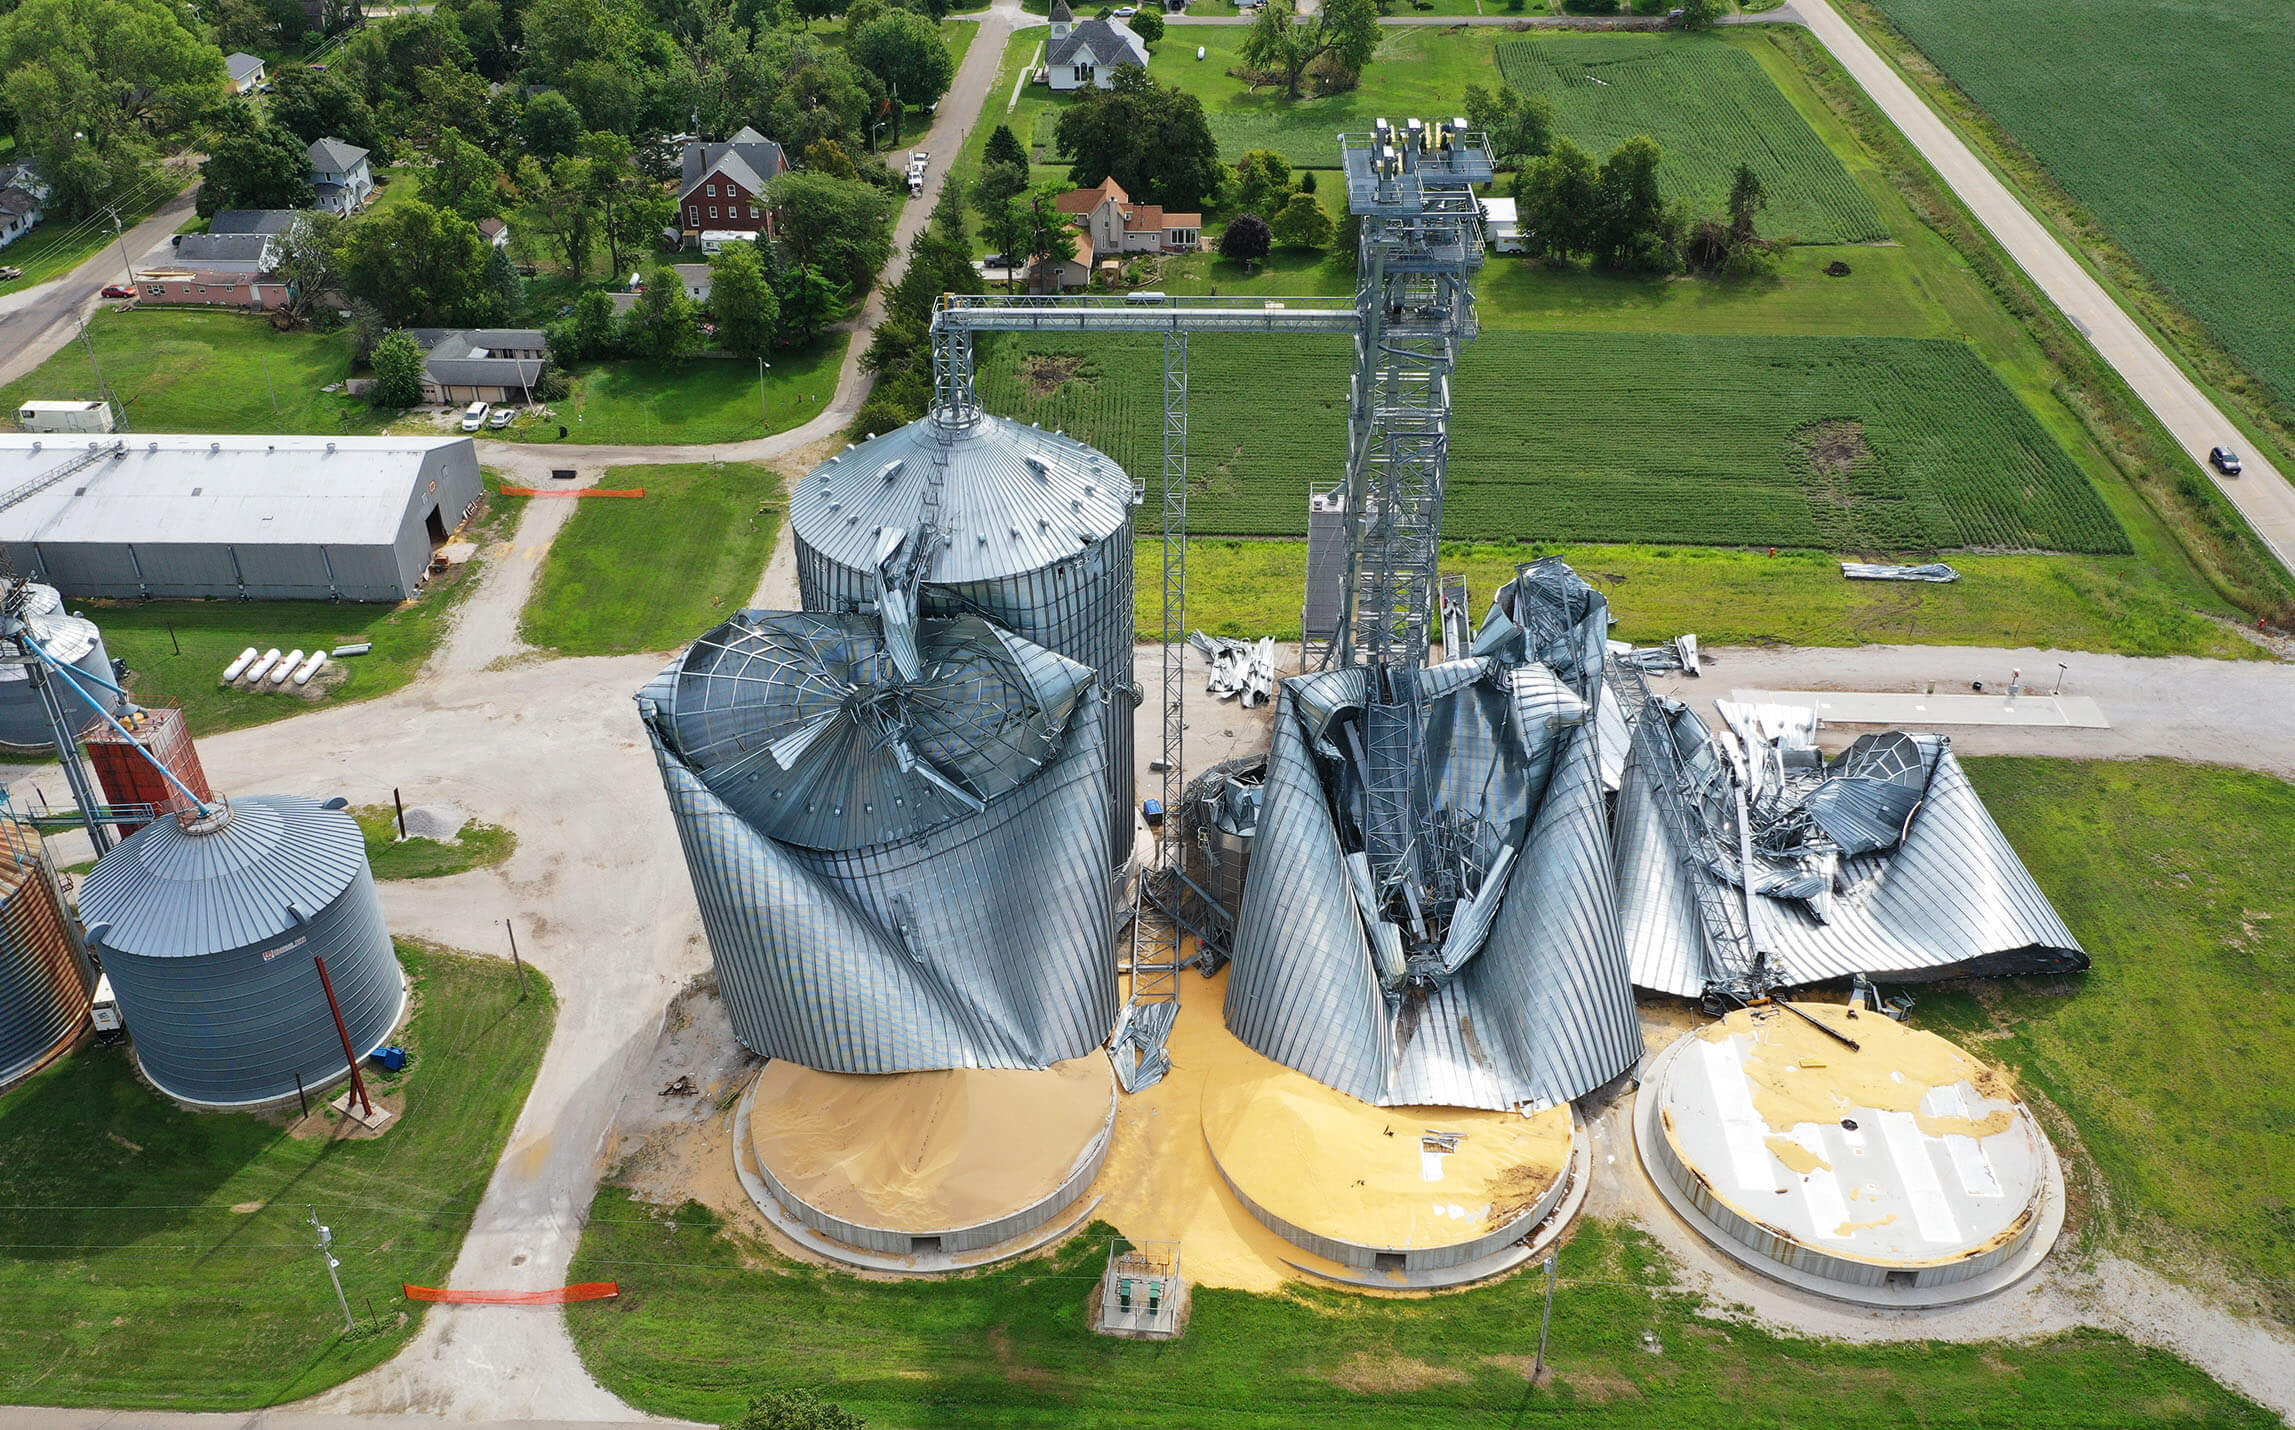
[0, 436, 483, 602]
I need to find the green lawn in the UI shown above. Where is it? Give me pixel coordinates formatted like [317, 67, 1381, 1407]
[1864, 0, 2295, 415]
[0, 945, 555, 1410]
[1151, 539, 2256, 658]
[0, 310, 380, 437]
[520, 461, 785, 656]
[506, 344, 841, 446]
[1945, 759, 2295, 1323]
[565, 1207, 2268, 1427]
[0, 175, 190, 294]
[1493, 35, 1886, 243]
[353, 805, 517, 880]
[85, 477, 521, 738]
[980, 330, 2126, 552]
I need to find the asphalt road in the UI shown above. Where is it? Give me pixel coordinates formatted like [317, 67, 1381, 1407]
[0, 182, 202, 393]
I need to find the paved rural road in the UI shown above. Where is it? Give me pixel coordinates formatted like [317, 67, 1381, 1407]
[1783, 0, 2295, 577]
[0, 179, 202, 393]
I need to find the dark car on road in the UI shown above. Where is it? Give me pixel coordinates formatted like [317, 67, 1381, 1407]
[2210, 445, 2243, 477]
[100, 283, 136, 298]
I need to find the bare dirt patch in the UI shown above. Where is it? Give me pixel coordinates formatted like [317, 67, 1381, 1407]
[1793, 418, 1874, 479]
[1021, 353, 1091, 397]
[1323, 1351, 1472, 1394]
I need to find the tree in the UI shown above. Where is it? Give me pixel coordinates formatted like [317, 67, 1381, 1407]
[553, 287, 620, 360]
[1219, 212, 1272, 266]
[1512, 137, 1598, 262]
[767, 170, 895, 291]
[983, 123, 1028, 172]
[520, 91, 586, 160]
[485, 245, 524, 316]
[972, 159, 1030, 216]
[579, 129, 653, 277]
[977, 193, 1029, 291]
[0, 0, 227, 218]
[802, 137, 859, 181]
[1593, 134, 1673, 272]
[1130, 8, 1164, 42]
[1231, 149, 1292, 218]
[1463, 82, 1554, 167]
[621, 263, 704, 359]
[271, 67, 381, 152]
[1728, 162, 1766, 243]
[776, 261, 846, 343]
[848, 11, 954, 129]
[270, 211, 345, 324]
[198, 114, 318, 217]
[1271, 191, 1334, 249]
[369, 330, 428, 408]
[1054, 69, 1224, 212]
[1236, 0, 1378, 101]
[516, 155, 598, 278]
[1675, 0, 1726, 29]
[725, 1387, 864, 1430]
[1022, 188, 1076, 289]
[711, 241, 781, 359]
[340, 199, 504, 324]
[422, 127, 501, 219]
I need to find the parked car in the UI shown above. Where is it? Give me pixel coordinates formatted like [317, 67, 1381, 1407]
[907, 150, 930, 175]
[1114, 4, 1137, 13]
[0, 266, 22, 282]
[982, 253, 1010, 268]
[100, 283, 135, 298]
[2210, 445, 2244, 477]
[459, 401, 490, 432]
[488, 407, 515, 429]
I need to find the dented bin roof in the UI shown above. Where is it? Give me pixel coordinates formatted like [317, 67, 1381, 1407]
[791, 414, 1132, 583]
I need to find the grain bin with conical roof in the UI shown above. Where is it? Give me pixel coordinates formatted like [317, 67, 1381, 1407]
[78, 795, 404, 1108]
[0, 582, 124, 749]
[0, 808, 92, 1091]
[791, 414, 1137, 869]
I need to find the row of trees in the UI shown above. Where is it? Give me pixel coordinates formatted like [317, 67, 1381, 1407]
[1513, 136, 1779, 275]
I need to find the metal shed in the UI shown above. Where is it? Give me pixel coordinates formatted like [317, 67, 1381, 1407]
[0, 812, 91, 1090]
[790, 414, 1138, 869]
[0, 581, 123, 748]
[638, 609, 1118, 1075]
[78, 796, 405, 1108]
[0, 436, 483, 602]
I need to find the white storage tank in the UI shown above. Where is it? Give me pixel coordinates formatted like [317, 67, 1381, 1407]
[791, 414, 1138, 869]
[78, 795, 405, 1108]
[0, 582, 124, 749]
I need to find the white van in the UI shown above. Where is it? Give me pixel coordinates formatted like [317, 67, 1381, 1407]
[459, 401, 490, 432]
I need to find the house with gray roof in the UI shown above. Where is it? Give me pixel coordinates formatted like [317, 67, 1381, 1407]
[678, 126, 787, 247]
[406, 328, 550, 405]
[209, 209, 305, 237]
[309, 137, 374, 215]
[168, 232, 279, 274]
[0, 161, 43, 252]
[1045, 1, 1148, 91]
[225, 52, 267, 93]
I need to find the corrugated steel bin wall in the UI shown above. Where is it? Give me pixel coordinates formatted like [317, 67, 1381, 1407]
[83, 708, 212, 837]
[0, 825, 92, 1088]
[797, 532, 1137, 869]
[0, 628, 119, 748]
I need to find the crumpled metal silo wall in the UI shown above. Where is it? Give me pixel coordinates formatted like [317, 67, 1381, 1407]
[1614, 707, 2090, 998]
[1223, 657, 1641, 1111]
[791, 415, 1138, 870]
[80, 796, 404, 1108]
[0, 816, 91, 1088]
[638, 610, 1118, 1074]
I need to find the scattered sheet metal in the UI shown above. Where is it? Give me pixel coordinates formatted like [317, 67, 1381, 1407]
[1612, 634, 1701, 677]
[1108, 998, 1180, 1092]
[1841, 562, 1960, 583]
[1224, 560, 1640, 1111]
[1190, 631, 1277, 707]
[1614, 693, 2088, 999]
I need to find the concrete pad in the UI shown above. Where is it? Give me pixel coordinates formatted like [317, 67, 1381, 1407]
[1730, 687, 2110, 730]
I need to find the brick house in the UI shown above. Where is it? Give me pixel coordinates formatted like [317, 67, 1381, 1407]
[678, 127, 788, 249]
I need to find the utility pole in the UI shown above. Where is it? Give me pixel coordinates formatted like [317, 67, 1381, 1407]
[502, 917, 528, 997]
[757, 357, 770, 422]
[1532, 1252, 1558, 1381]
[111, 210, 136, 288]
[261, 354, 280, 415]
[308, 1206, 357, 1334]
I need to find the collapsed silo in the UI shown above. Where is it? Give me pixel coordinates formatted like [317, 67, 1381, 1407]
[790, 415, 1138, 870]
[0, 582, 123, 749]
[638, 608, 1118, 1074]
[0, 813, 92, 1090]
[78, 795, 405, 1108]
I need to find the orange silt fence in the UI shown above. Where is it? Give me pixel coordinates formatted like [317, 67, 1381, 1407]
[499, 487, 646, 498]
[402, 1282, 620, 1304]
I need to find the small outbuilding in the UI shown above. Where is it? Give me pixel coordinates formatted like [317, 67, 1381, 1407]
[0, 435, 483, 602]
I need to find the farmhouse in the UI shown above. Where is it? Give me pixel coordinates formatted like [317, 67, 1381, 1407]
[1044, 1, 1148, 92]
[1056, 177, 1201, 255]
[478, 216, 510, 249]
[0, 435, 483, 601]
[0, 162, 45, 252]
[308, 137, 375, 215]
[679, 128, 787, 248]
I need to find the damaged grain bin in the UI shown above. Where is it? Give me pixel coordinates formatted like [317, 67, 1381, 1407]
[0, 809, 92, 1090]
[78, 796, 405, 1108]
[789, 415, 1137, 870]
[0, 582, 123, 749]
[638, 609, 1117, 1074]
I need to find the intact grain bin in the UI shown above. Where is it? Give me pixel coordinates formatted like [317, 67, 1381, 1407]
[84, 706, 213, 837]
[78, 795, 404, 1108]
[0, 583, 123, 748]
[0, 815, 92, 1090]
[791, 414, 1137, 868]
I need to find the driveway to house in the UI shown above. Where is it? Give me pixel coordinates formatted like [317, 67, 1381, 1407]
[0, 179, 202, 392]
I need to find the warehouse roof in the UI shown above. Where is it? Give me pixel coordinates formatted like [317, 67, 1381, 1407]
[0, 435, 473, 548]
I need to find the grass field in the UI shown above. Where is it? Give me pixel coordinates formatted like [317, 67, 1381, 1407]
[0, 310, 379, 437]
[1865, 0, 2295, 413]
[352, 805, 517, 880]
[1494, 36, 1887, 243]
[520, 462, 784, 656]
[566, 1206, 2268, 1427]
[0, 945, 555, 1410]
[979, 330, 2126, 552]
[1948, 758, 2295, 1323]
[503, 344, 842, 447]
[1151, 540, 2255, 658]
